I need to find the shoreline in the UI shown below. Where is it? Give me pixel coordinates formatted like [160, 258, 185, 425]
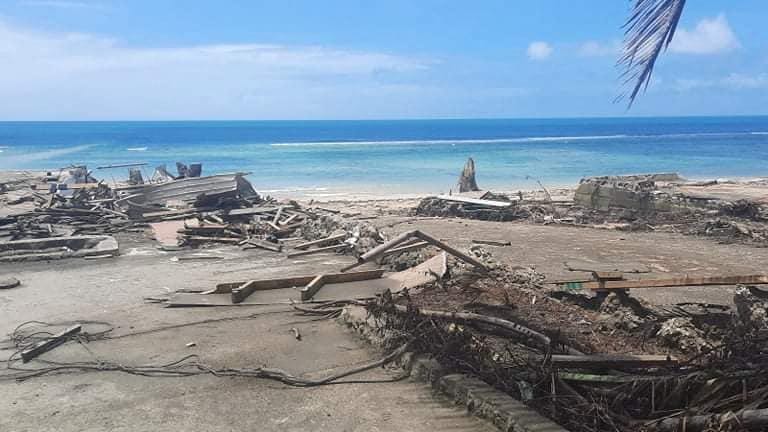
[2, 168, 767, 203]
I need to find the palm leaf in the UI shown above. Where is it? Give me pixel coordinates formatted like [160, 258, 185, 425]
[618, 0, 687, 106]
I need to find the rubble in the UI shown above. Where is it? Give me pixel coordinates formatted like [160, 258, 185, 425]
[655, 317, 713, 353]
[0, 235, 119, 262]
[733, 285, 768, 331]
[4, 162, 768, 432]
[574, 175, 658, 211]
[415, 194, 533, 221]
[596, 291, 651, 332]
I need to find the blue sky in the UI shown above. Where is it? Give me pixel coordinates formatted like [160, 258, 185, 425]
[0, 0, 766, 120]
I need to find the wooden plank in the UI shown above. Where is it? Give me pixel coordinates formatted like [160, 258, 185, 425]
[300, 275, 326, 301]
[293, 233, 346, 250]
[230, 269, 384, 303]
[548, 354, 678, 368]
[21, 325, 82, 363]
[183, 236, 241, 243]
[301, 269, 387, 301]
[324, 269, 385, 284]
[560, 274, 768, 291]
[592, 271, 625, 281]
[279, 213, 299, 226]
[226, 206, 280, 217]
[435, 194, 513, 208]
[272, 206, 284, 224]
[287, 243, 349, 258]
[231, 276, 316, 303]
[381, 241, 429, 257]
[243, 238, 282, 253]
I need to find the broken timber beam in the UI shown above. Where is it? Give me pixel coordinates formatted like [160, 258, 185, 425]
[301, 275, 326, 301]
[293, 233, 347, 250]
[341, 230, 488, 273]
[21, 325, 82, 363]
[244, 239, 282, 252]
[559, 274, 768, 291]
[287, 243, 349, 258]
[381, 241, 430, 257]
[229, 270, 384, 303]
[272, 206, 284, 224]
[298, 269, 386, 301]
[279, 213, 299, 226]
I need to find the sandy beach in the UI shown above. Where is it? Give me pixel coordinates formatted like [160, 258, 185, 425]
[2, 164, 768, 431]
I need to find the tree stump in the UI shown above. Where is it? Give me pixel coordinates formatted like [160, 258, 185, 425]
[457, 157, 480, 192]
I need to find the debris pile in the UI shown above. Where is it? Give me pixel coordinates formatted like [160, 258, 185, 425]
[415, 172, 768, 246]
[366, 259, 768, 432]
[573, 175, 661, 212]
[415, 194, 535, 221]
[297, 212, 385, 256]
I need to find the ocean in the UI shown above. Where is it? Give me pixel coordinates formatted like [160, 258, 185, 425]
[0, 117, 766, 199]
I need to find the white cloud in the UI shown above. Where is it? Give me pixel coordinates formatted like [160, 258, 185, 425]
[526, 41, 552, 60]
[670, 14, 740, 54]
[0, 20, 431, 119]
[578, 40, 620, 57]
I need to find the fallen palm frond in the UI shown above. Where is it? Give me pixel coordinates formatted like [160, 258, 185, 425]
[618, 0, 687, 107]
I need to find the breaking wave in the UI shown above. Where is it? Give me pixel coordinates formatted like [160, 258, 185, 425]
[270, 131, 768, 147]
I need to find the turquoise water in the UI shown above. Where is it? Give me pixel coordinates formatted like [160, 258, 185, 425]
[0, 117, 766, 197]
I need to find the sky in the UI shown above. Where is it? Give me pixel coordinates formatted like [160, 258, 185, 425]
[0, 0, 766, 120]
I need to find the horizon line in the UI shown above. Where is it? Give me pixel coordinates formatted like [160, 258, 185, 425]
[1, 114, 768, 123]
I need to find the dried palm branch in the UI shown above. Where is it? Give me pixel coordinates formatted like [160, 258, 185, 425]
[618, 0, 687, 106]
